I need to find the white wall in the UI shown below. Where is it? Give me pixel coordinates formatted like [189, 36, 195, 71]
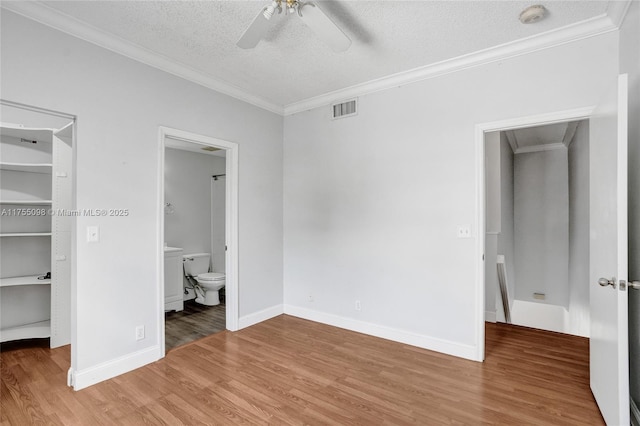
[1, 11, 283, 384]
[619, 0, 640, 417]
[514, 149, 569, 307]
[568, 121, 590, 337]
[211, 177, 226, 273]
[485, 132, 501, 234]
[283, 32, 618, 358]
[164, 148, 225, 256]
[484, 132, 516, 324]
[497, 132, 515, 314]
[484, 131, 500, 320]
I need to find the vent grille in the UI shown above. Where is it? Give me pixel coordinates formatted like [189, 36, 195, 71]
[332, 99, 357, 119]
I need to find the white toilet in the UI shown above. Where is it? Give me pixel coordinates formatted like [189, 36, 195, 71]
[182, 253, 225, 306]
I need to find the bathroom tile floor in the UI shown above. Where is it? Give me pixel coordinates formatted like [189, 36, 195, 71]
[164, 300, 225, 352]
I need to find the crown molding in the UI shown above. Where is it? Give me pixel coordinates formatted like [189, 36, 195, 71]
[1, 1, 284, 116]
[284, 9, 625, 116]
[607, 0, 633, 28]
[514, 142, 567, 155]
[562, 121, 580, 148]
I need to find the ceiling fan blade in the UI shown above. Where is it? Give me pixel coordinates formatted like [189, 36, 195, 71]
[298, 2, 351, 53]
[237, 8, 271, 49]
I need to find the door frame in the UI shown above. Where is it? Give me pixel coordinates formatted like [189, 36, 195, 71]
[474, 106, 594, 361]
[157, 126, 239, 357]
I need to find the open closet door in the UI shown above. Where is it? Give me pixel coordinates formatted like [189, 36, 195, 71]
[589, 74, 629, 425]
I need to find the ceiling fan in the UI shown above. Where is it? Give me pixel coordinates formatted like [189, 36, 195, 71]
[237, 0, 351, 52]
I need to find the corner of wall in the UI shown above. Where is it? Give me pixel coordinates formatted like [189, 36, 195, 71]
[238, 305, 284, 329]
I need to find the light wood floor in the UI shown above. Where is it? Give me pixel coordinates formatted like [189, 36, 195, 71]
[1, 316, 604, 425]
[165, 300, 226, 352]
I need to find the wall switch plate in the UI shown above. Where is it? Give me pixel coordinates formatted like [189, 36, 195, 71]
[87, 226, 99, 242]
[135, 325, 145, 341]
[355, 300, 362, 311]
[457, 225, 471, 238]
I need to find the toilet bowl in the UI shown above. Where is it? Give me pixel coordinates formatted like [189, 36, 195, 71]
[183, 253, 226, 306]
[194, 272, 225, 306]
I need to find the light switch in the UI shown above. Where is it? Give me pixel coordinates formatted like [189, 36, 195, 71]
[87, 226, 99, 242]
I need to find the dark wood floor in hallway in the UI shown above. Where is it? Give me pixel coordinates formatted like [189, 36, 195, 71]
[165, 300, 226, 352]
[1, 316, 604, 425]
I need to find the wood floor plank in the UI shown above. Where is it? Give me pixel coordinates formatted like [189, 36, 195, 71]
[1, 316, 605, 425]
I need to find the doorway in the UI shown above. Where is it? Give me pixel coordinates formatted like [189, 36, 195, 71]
[473, 106, 594, 361]
[0, 99, 76, 378]
[484, 119, 590, 337]
[158, 127, 238, 356]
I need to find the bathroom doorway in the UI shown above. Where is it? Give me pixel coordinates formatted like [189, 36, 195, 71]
[158, 127, 238, 355]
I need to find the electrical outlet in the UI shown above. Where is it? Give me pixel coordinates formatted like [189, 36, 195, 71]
[135, 325, 145, 341]
[456, 225, 471, 239]
[355, 300, 361, 311]
[308, 294, 314, 302]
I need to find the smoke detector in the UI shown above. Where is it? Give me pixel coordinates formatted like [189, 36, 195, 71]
[519, 5, 547, 24]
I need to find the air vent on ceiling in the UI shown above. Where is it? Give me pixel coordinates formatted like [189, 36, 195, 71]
[331, 99, 357, 120]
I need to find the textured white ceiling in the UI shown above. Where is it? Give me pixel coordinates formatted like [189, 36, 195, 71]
[34, 1, 610, 107]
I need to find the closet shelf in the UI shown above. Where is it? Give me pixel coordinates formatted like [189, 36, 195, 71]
[0, 162, 53, 174]
[0, 275, 51, 287]
[0, 200, 53, 205]
[0, 320, 51, 343]
[0, 125, 53, 144]
[0, 232, 52, 237]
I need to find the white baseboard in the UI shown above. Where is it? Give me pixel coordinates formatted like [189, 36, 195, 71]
[485, 310, 497, 323]
[71, 345, 161, 391]
[283, 304, 478, 361]
[238, 304, 284, 329]
[631, 397, 640, 426]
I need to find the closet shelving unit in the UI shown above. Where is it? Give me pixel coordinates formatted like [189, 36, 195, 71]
[0, 122, 72, 347]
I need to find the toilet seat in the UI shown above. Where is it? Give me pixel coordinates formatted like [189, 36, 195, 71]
[197, 272, 225, 281]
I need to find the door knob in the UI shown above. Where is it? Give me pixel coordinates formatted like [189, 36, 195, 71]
[629, 281, 640, 290]
[598, 277, 617, 288]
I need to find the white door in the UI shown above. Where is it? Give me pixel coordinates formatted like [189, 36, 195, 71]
[589, 74, 629, 425]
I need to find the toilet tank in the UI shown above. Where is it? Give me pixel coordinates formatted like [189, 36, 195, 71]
[183, 253, 210, 276]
